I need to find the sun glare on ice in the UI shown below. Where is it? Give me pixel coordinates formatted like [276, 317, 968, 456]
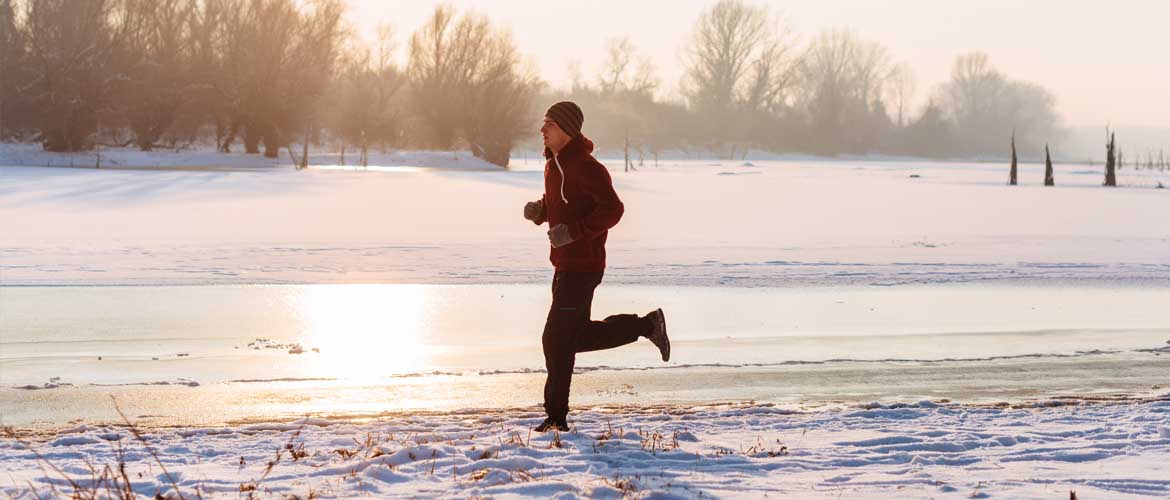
[297, 284, 429, 382]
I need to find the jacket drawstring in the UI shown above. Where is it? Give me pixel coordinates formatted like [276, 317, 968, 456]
[553, 153, 569, 204]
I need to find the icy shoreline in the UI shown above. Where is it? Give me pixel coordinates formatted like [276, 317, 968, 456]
[3, 398, 1169, 499]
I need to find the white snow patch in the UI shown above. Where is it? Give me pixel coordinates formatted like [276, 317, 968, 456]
[3, 400, 1168, 499]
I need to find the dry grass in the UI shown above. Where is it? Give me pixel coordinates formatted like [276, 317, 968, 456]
[2, 402, 201, 500]
[0, 396, 334, 500]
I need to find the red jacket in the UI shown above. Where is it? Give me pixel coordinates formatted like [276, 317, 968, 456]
[531, 134, 624, 272]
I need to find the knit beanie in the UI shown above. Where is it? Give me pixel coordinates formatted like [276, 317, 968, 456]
[545, 101, 584, 139]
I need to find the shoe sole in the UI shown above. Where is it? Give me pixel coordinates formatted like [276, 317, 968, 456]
[653, 308, 670, 362]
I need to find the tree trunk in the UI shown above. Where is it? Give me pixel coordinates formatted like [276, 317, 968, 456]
[220, 120, 239, 153]
[263, 127, 280, 159]
[1008, 132, 1018, 185]
[244, 126, 261, 154]
[359, 130, 368, 168]
[624, 130, 629, 173]
[300, 126, 309, 169]
[1104, 132, 1116, 187]
[1044, 145, 1055, 186]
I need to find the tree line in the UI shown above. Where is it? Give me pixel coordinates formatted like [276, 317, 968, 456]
[0, 0, 539, 166]
[567, 2, 1062, 163]
[1, 0, 1069, 167]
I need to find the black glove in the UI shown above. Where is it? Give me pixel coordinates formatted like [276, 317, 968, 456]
[548, 224, 575, 248]
[523, 200, 545, 223]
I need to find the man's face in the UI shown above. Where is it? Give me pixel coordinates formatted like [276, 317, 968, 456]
[541, 117, 571, 152]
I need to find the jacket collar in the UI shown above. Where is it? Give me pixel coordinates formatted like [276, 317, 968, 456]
[544, 134, 594, 161]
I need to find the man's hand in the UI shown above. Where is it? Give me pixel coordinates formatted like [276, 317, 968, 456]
[548, 224, 575, 248]
[524, 200, 545, 223]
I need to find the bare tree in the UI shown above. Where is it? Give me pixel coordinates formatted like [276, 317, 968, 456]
[741, 35, 800, 113]
[209, 0, 342, 158]
[407, 5, 490, 149]
[118, 0, 196, 150]
[598, 37, 632, 95]
[566, 58, 586, 93]
[681, 0, 798, 156]
[283, 0, 345, 160]
[408, 5, 540, 165]
[461, 30, 541, 167]
[328, 25, 406, 164]
[0, 0, 30, 139]
[1000, 80, 1059, 153]
[684, 0, 764, 111]
[21, 0, 132, 151]
[798, 28, 892, 154]
[884, 62, 916, 128]
[939, 52, 1058, 156]
[597, 36, 657, 96]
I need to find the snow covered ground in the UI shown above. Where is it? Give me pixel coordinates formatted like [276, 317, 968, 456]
[2, 144, 1168, 287]
[2, 144, 1169, 498]
[3, 399, 1169, 499]
[0, 142, 502, 171]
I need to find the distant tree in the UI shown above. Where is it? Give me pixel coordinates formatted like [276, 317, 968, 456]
[461, 38, 542, 167]
[408, 6, 483, 149]
[405, 6, 541, 165]
[213, 0, 344, 158]
[1103, 129, 1116, 186]
[681, 0, 799, 157]
[884, 62, 916, 128]
[0, 0, 31, 139]
[566, 58, 585, 93]
[939, 52, 1058, 156]
[118, 0, 197, 151]
[797, 28, 892, 155]
[328, 25, 406, 161]
[941, 52, 1004, 155]
[902, 99, 955, 158]
[1009, 130, 1018, 185]
[21, 0, 130, 151]
[1044, 144, 1055, 186]
[587, 36, 660, 165]
[597, 37, 657, 96]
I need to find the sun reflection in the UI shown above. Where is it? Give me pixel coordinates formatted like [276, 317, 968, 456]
[297, 284, 429, 382]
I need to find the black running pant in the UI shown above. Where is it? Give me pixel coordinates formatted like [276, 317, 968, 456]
[542, 270, 648, 420]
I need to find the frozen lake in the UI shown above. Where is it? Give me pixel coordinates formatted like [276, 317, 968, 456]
[2, 155, 1168, 428]
[3, 282, 1167, 427]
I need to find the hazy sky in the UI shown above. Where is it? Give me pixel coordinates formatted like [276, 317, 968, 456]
[347, 0, 1170, 128]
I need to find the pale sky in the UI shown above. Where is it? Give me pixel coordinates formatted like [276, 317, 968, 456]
[347, 0, 1170, 128]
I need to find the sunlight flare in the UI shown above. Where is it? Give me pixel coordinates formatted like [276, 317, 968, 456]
[298, 284, 430, 381]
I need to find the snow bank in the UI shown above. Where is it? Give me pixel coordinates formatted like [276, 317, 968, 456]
[3, 399, 1167, 499]
[0, 142, 501, 171]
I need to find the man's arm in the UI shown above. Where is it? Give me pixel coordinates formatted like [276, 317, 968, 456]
[566, 161, 624, 241]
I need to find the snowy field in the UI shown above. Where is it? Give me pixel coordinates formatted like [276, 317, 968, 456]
[3, 400, 1170, 499]
[2, 144, 1168, 287]
[2, 144, 1169, 498]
